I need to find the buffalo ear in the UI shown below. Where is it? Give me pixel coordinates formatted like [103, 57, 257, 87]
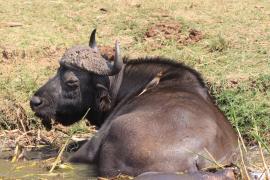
[95, 83, 111, 112]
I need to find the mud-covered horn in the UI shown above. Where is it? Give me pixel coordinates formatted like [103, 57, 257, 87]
[109, 41, 123, 75]
[89, 29, 98, 51]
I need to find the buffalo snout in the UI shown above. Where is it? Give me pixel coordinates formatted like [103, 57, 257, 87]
[30, 96, 44, 109]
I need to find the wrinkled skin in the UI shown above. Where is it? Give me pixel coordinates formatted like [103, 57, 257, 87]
[30, 66, 110, 129]
[67, 59, 239, 177]
[30, 31, 238, 177]
[31, 57, 238, 177]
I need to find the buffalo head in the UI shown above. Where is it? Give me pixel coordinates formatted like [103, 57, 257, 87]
[30, 29, 123, 129]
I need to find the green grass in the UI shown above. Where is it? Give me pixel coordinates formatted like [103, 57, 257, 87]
[210, 74, 270, 144]
[0, 0, 269, 143]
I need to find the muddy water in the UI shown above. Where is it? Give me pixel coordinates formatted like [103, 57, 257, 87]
[0, 148, 98, 179]
[247, 146, 270, 167]
[0, 159, 97, 179]
[0, 146, 269, 179]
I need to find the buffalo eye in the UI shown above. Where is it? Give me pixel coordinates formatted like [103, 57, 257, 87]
[65, 79, 79, 88]
[62, 70, 79, 88]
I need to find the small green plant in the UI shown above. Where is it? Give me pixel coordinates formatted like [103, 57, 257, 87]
[67, 121, 91, 136]
[208, 35, 228, 52]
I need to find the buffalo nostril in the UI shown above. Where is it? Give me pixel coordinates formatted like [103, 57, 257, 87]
[30, 96, 43, 107]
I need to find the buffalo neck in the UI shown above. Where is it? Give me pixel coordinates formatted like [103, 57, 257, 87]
[111, 57, 210, 107]
[91, 57, 211, 127]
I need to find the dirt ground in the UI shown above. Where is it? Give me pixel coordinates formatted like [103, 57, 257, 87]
[143, 21, 203, 50]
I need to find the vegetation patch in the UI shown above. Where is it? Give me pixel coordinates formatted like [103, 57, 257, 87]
[210, 74, 270, 144]
[0, 100, 29, 131]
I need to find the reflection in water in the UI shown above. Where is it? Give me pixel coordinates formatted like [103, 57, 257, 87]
[0, 159, 98, 179]
[0, 145, 98, 179]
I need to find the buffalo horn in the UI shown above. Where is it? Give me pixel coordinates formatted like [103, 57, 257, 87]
[109, 41, 123, 75]
[89, 29, 98, 51]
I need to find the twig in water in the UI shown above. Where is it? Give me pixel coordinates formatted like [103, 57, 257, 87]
[203, 148, 224, 169]
[49, 138, 70, 173]
[11, 144, 21, 163]
[238, 138, 250, 180]
[49, 108, 91, 173]
[254, 125, 269, 180]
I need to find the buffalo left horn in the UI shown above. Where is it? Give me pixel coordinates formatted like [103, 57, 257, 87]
[89, 29, 98, 51]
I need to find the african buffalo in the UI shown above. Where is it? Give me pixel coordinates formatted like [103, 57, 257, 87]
[30, 29, 238, 177]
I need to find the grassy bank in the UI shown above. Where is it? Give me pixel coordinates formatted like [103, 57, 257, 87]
[0, 0, 269, 145]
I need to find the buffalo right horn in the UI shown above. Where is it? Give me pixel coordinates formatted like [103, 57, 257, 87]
[109, 40, 123, 75]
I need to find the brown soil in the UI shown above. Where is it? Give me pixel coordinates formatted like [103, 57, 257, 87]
[1, 47, 26, 60]
[1, 45, 65, 61]
[183, 29, 203, 44]
[144, 21, 203, 50]
[99, 45, 115, 61]
[145, 22, 182, 40]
